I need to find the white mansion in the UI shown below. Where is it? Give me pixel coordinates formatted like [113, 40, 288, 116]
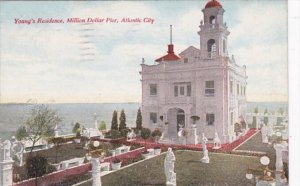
[140, 0, 247, 143]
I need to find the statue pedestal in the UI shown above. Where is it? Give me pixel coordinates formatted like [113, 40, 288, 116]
[187, 127, 198, 145]
[256, 180, 276, 186]
[91, 158, 101, 186]
[201, 150, 210, 163]
[0, 140, 13, 186]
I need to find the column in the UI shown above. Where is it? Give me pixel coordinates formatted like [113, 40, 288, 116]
[0, 140, 14, 186]
[91, 158, 101, 186]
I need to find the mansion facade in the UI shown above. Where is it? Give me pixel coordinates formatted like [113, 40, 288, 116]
[140, 0, 247, 143]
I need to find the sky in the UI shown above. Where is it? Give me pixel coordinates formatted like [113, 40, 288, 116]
[0, 0, 288, 103]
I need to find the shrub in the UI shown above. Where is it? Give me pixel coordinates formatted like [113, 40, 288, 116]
[120, 128, 130, 137]
[26, 155, 54, 179]
[130, 143, 142, 150]
[110, 129, 122, 139]
[98, 121, 107, 130]
[151, 128, 162, 138]
[72, 122, 81, 134]
[190, 115, 200, 124]
[141, 128, 151, 140]
[112, 158, 121, 163]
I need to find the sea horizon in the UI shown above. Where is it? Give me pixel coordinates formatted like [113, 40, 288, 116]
[0, 101, 288, 140]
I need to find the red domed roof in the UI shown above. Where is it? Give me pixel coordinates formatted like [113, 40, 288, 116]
[205, 0, 222, 9]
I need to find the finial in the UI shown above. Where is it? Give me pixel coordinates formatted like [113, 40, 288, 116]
[142, 58, 145, 64]
[170, 25, 172, 44]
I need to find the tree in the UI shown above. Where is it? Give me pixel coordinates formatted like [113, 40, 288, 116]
[136, 108, 142, 131]
[151, 128, 162, 143]
[98, 121, 107, 130]
[277, 107, 284, 125]
[15, 126, 28, 141]
[119, 109, 126, 131]
[111, 110, 118, 130]
[252, 106, 259, 127]
[72, 122, 81, 134]
[264, 108, 268, 124]
[26, 155, 55, 186]
[19, 105, 61, 155]
[49, 137, 65, 163]
[141, 128, 151, 148]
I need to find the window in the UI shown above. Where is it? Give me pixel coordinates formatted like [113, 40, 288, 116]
[237, 84, 239, 95]
[187, 84, 191, 96]
[244, 87, 246, 95]
[209, 16, 216, 24]
[207, 39, 216, 52]
[174, 85, 178, 97]
[184, 58, 188, 63]
[205, 81, 215, 96]
[150, 84, 157, 96]
[230, 81, 233, 94]
[206, 114, 215, 125]
[180, 86, 185, 96]
[150, 112, 157, 124]
[230, 112, 233, 126]
[174, 83, 191, 97]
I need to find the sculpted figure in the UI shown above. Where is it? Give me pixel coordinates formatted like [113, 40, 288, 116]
[213, 132, 221, 149]
[164, 148, 176, 185]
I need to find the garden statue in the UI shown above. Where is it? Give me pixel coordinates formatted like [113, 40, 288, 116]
[11, 141, 24, 166]
[273, 143, 286, 171]
[3, 140, 12, 161]
[164, 148, 176, 186]
[261, 124, 268, 143]
[54, 123, 59, 137]
[201, 133, 208, 151]
[213, 132, 221, 149]
[127, 129, 136, 141]
[201, 133, 209, 163]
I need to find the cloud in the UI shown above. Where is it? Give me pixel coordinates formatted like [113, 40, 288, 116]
[228, 1, 288, 102]
[0, 1, 288, 103]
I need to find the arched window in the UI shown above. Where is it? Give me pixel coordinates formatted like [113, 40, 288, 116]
[207, 39, 216, 52]
[209, 16, 216, 24]
[223, 39, 226, 53]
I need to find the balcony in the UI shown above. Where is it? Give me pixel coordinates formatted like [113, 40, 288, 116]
[165, 96, 194, 105]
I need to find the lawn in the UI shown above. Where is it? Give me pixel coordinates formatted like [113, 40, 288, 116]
[81, 151, 261, 186]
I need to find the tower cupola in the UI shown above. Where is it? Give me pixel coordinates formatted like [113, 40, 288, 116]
[205, 0, 222, 9]
[198, 0, 230, 59]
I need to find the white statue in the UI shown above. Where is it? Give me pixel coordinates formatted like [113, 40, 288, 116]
[201, 133, 208, 151]
[164, 148, 176, 186]
[261, 124, 269, 143]
[54, 124, 59, 137]
[201, 133, 209, 163]
[127, 129, 136, 141]
[3, 140, 12, 161]
[213, 132, 221, 149]
[11, 141, 24, 166]
[274, 143, 285, 171]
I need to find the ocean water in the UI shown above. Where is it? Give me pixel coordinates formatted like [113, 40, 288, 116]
[0, 102, 287, 140]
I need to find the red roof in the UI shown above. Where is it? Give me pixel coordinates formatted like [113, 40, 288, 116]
[205, 0, 222, 9]
[155, 44, 180, 62]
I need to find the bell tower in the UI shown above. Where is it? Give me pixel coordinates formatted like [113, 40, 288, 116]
[198, 0, 230, 59]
